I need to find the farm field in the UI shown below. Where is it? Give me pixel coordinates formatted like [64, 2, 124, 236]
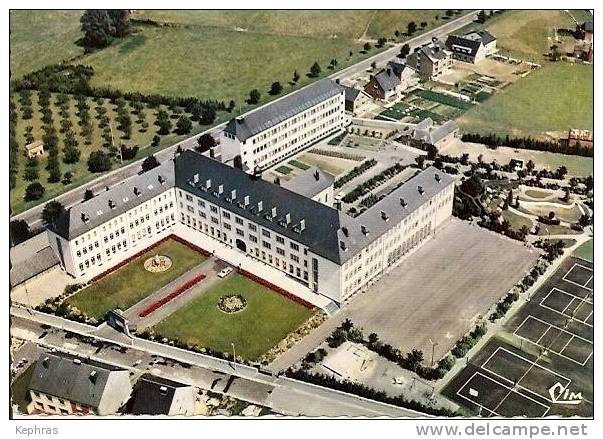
[443, 141, 593, 177]
[152, 273, 314, 360]
[134, 10, 458, 40]
[457, 63, 593, 139]
[9, 10, 84, 78]
[67, 239, 206, 320]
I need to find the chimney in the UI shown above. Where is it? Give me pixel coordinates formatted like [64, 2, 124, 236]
[42, 356, 50, 367]
[435, 173, 441, 183]
[400, 198, 407, 208]
[158, 175, 165, 184]
[193, 173, 199, 184]
[134, 187, 141, 196]
[314, 170, 320, 180]
[381, 211, 389, 221]
[257, 201, 263, 212]
[244, 195, 250, 207]
[335, 78, 340, 84]
[361, 225, 369, 235]
[89, 370, 97, 383]
[108, 200, 115, 209]
[341, 226, 349, 237]
[418, 185, 424, 195]
[159, 386, 168, 395]
[387, 68, 391, 75]
[340, 240, 347, 251]
[231, 189, 237, 200]
[81, 213, 89, 223]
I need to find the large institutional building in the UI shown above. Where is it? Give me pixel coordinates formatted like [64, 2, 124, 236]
[220, 78, 346, 173]
[48, 149, 454, 303]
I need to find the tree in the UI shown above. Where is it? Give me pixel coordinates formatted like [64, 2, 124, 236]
[549, 44, 562, 62]
[526, 159, 536, 174]
[151, 135, 160, 147]
[506, 189, 514, 208]
[445, 10, 454, 17]
[84, 189, 94, 201]
[415, 155, 425, 168]
[80, 10, 115, 49]
[156, 110, 172, 135]
[562, 187, 571, 202]
[175, 114, 193, 135]
[10, 220, 30, 245]
[248, 89, 261, 104]
[477, 10, 487, 23]
[107, 10, 131, 38]
[341, 318, 354, 332]
[368, 333, 379, 345]
[63, 171, 73, 185]
[24, 182, 45, 201]
[42, 200, 66, 228]
[87, 150, 112, 173]
[363, 42, 372, 52]
[404, 349, 424, 372]
[399, 43, 411, 58]
[200, 107, 216, 125]
[407, 21, 417, 35]
[420, 21, 427, 29]
[548, 211, 556, 220]
[293, 70, 300, 83]
[329, 58, 338, 69]
[269, 81, 283, 95]
[141, 154, 160, 172]
[310, 61, 322, 77]
[196, 133, 217, 153]
[376, 37, 386, 47]
[370, 61, 377, 70]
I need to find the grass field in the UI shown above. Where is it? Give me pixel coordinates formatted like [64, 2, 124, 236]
[457, 63, 593, 138]
[67, 239, 206, 320]
[502, 209, 533, 232]
[9, 10, 84, 78]
[522, 203, 583, 224]
[134, 10, 456, 40]
[524, 189, 554, 199]
[573, 239, 593, 262]
[152, 273, 314, 360]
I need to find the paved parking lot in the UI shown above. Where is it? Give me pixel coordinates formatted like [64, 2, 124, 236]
[345, 219, 539, 359]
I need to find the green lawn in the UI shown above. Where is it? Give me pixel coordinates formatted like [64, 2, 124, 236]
[573, 239, 593, 262]
[524, 189, 553, 199]
[67, 239, 206, 320]
[152, 273, 314, 360]
[458, 63, 593, 138]
[502, 209, 533, 232]
[275, 165, 293, 175]
[9, 10, 84, 78]
[288, 159, 310, 170]
[536, 224, 581, 236]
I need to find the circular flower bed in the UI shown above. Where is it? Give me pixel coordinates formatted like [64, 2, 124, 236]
[144, 255, 172, 273]
[217, 294, 247, 314]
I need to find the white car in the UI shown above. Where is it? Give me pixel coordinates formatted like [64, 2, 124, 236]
[218, 267, 233, 278]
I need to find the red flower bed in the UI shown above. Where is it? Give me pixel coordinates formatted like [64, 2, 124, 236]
[236, 268, 315, 309]
[89, 234, 210, 284]
[139, 272, 207, 318]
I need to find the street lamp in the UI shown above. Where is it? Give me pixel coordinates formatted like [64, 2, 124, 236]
[429, 338, 439, 368]
[231, 342, 236, 366]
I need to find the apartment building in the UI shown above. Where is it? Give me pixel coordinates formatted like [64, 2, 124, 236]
[220, 78, 346, 173]
[27, 352, 132, 415]
[445, 30, 497, 64]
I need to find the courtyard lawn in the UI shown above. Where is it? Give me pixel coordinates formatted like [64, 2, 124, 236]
[152, 273, 314, 360]
[67, 239, 206, 320]
[457, 63, 593, 138]
[536, 224, 581, 236]
[573, 239, 593, 262]
[502, 209, 533, 232]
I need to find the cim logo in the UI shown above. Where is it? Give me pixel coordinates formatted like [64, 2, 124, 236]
[548, 382, 583, 405]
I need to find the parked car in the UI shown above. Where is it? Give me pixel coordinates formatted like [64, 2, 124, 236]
[218, 267, 233, 278]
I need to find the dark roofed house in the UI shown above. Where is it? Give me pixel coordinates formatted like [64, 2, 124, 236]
[27, 352, 132, 415]
[341, 85, 372, 113]
[363, 62, 417, 101]
[282, 166, 335, 205]
[128, 374, 195, 416]
[445, 30, 497, 63]
[576, 21, 593, 42]
[406, 39, 453, 80]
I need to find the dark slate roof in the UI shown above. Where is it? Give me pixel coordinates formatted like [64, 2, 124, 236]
[421, 40, 449, 61]
[477, 30, 496, 45]
[129, 374, 192, 415]
[445, 35, 482, 57]
[223, 79, 344, 142]
[374, 69, 401, 93]
[52, 160, 176, 240]
[10, 246, 59, 286]
[282, 166, 334, 198]
[175, 151, 454, 265]
[341, 85, 361, 102]
[28, 352, 126, 408]
[174, 150, 347, 264]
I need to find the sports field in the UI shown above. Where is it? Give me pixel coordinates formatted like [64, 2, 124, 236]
[152, 273, 314, 360]
[458, 63, 593, 139]
[573, 239, 593, 262]
[67, 239, 206, 320]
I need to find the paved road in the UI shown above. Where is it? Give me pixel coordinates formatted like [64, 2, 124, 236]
[11, 306, 427, 417]
[12, 11, 478, 228]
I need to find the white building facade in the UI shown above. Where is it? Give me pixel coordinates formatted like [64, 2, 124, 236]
[221, 79, 346, 173]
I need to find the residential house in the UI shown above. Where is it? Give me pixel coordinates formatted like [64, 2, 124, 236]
[128, 374, 195, 416]
[341, 85, 372, 114]
[406, 39, 453, 80]
[412, 118, 460, 150]
[27, 352, 132, 415]
[445, 30, 497, 64]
